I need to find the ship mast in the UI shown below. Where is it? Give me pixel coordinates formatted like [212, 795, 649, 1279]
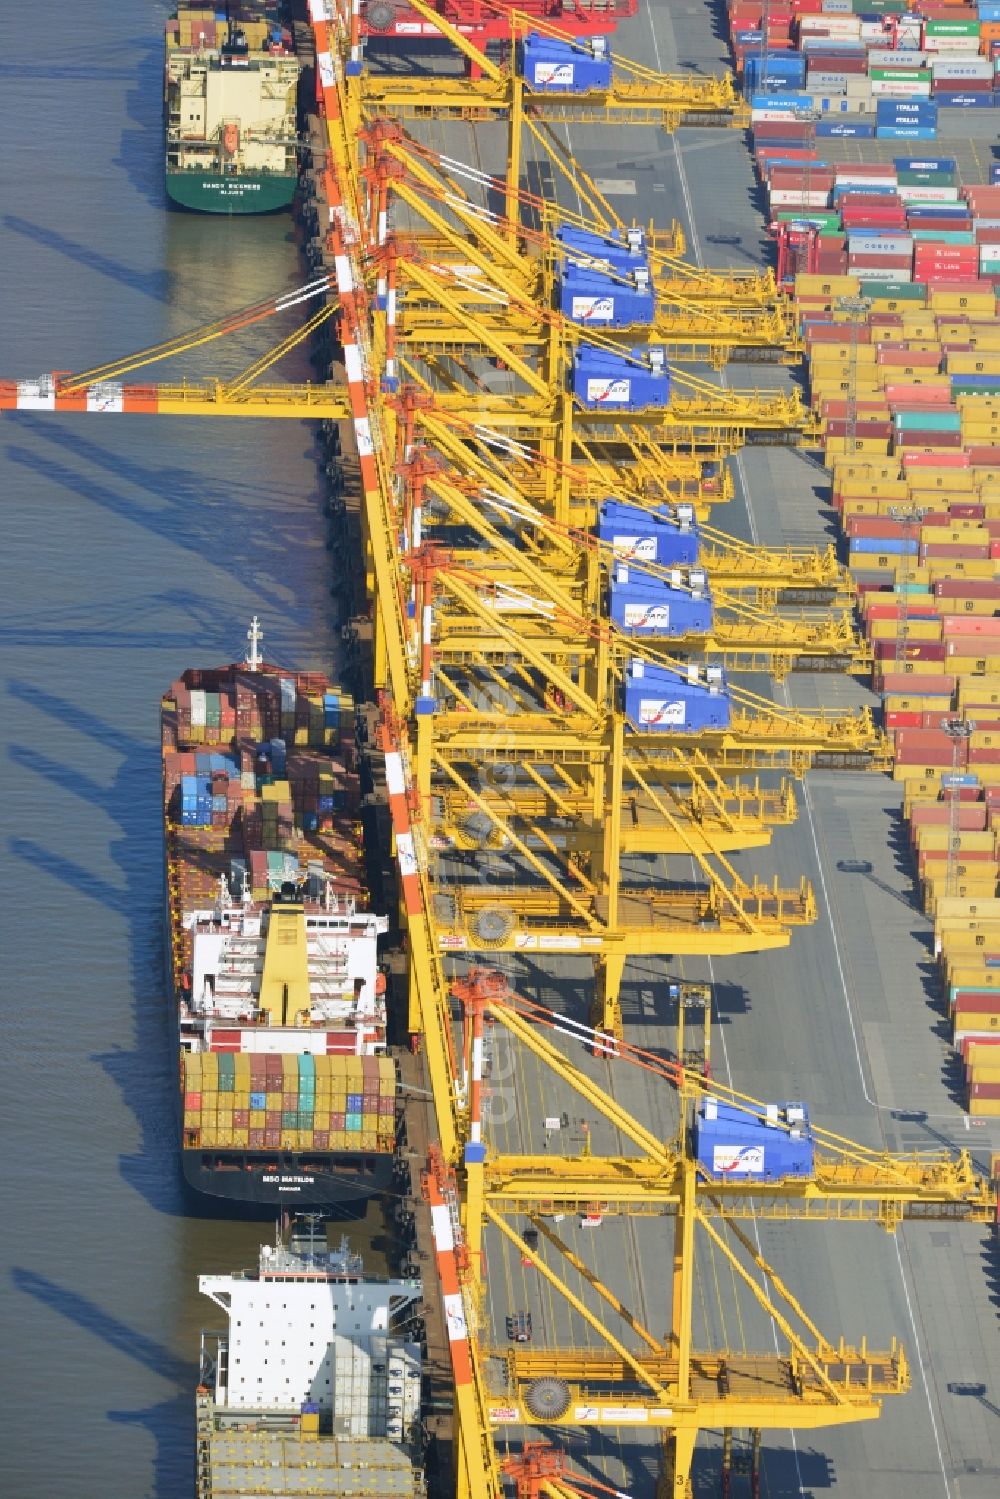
[245, 615, 264, 671]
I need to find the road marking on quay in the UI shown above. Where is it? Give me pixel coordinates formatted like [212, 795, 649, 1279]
[650, 5, 956, 1489]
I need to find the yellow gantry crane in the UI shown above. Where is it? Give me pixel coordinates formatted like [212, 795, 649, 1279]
[442, 971, 997, 1498]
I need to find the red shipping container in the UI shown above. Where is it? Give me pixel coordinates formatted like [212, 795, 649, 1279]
[807, 323, 873, 344]
[950, 504, 986, 520]
[886, 710, 923, 727]
[942, 617, 1000, 638]
[874, 640, 947, 662]
[910, 804, 987, 829]
[925, 544, 991, 560]
[896, 431, 965, 449]
[848, 518, 907, 539]
[835, 163, 897, 179]
[958, 994, 1000, 1017]
[827, 420, 895, 439]
[878, 347, 942, 368]
[904, 450, 971, 467]
[878, 672, 955, 695]
[884, 384, 953, 404]
[849, 253, 913, 271]
[967, 447, 1000, 467]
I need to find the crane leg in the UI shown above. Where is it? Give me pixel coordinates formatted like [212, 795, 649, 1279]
[721, 1429, 733, 1499]
[750, 1430, 761, 1499]
[657, 1428, 697, 1499]
[590, 952, 626, 1049]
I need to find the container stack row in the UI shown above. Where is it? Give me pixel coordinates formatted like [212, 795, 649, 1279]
[763, 159, 1000, 287]
[727, 0, 1000, 129]
[790, 182, 1000, 1111]
[181, 1051, 397, 1151]
[169, 673, 351, 748]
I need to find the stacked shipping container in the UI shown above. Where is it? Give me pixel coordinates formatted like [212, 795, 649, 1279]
[181, 1051, 397, 1151]
[727, 0, 1000, 123]
[792, 180, 1000, 1113]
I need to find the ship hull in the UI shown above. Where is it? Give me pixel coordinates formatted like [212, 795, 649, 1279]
[165, 169, 297, 214]
[181, 1148, 394, 1206]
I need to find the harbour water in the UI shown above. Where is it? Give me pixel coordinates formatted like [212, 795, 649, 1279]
[0, 6, 351, 1495]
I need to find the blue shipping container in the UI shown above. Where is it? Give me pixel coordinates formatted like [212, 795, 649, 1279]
[573, 347, 669, 410]
[934, 92, 996, 109]
[894, 156, 956, 172]
[849, 537, 919, 556]
[693, 1100, 814, 1180]
[622, 663, 730, 732]
[597, 500, 700, 566]
[521, 34, 611, 92]
[609, 575, 713, 636]
[876, 125, 939, 140]
[815, 119, 875, 137]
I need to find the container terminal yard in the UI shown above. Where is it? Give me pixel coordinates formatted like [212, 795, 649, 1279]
[4, 1, 1000, 1496]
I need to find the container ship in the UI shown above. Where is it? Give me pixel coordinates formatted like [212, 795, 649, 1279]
[164, 3, 300, 213]
[163, 618, 397, 1206]
[196, 1218, 425, 1499]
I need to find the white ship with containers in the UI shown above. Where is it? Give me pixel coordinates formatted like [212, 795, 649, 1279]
[196, 1220, 425, 1499]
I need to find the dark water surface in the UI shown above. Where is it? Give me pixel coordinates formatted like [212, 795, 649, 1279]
[0, 7, 346, 1495]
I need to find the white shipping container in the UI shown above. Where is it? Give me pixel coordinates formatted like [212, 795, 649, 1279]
[821, 0, 853, 11]
[807, 73, 849, 93]
[769, 189, 834, 206]
[981, 247, 1000, 266]
[848, 234, 913, 254]
[752, 107, 814, 122]
[870, 77, 932, 97]
[799, 14, 861, 33]
[930, 58, 993, 79]
[924, 36, 982, 53]
[190, 689, 207, 725]
[843, 77, 874, 98]
[868, 50, 927, 68]
[974, 219, 1000, 231]
[897, 183, 960, 202]
[854, 267, 914, 282]
[835, 168, 899, 185]
[860, 22, 887, 41]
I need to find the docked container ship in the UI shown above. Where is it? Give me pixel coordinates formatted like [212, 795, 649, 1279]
[164, 618, 397, 1206]
[164, 3, 300, 213]
[196, 1218, 425, 1499]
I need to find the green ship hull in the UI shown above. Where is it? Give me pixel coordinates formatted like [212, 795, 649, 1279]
[166, 169, 297, 214]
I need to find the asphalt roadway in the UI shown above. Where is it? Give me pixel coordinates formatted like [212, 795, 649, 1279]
[373, 5, 1000, 1494]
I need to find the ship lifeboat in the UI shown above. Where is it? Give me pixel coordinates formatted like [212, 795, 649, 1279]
[222, 122, 240, 157]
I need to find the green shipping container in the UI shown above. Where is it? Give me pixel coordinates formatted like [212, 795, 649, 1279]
[869, 283, 928, 303]
[776, 209, 842, 232]
[852, 0, 908, 10]
[868, 68, 931, 84]
[924, 19, 979, 35]
[897, 170, 955, 188]
[910, 230, 975, 246]
[894, 411, 961, 432]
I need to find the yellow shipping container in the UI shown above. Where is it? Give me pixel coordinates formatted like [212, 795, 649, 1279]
[966, 1042, 1000, 1068]
[947, 356, 1000, 376]
[955, 1010, 1000, 1035]
[929, 290, 997, 317]
[869, 618, 942, 642]
[183, 1110, 199, 1128]
[797, 273, 862, 298]
[968, 1097, 1000, 1116]
[927, 562, 1000, 584]
[201, 1052, 219, 1076]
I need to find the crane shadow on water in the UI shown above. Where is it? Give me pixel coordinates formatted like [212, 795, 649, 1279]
[10, 1267, 192, 1499]
[2, 214, 175, 304]
[5, 427, 315, 625]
